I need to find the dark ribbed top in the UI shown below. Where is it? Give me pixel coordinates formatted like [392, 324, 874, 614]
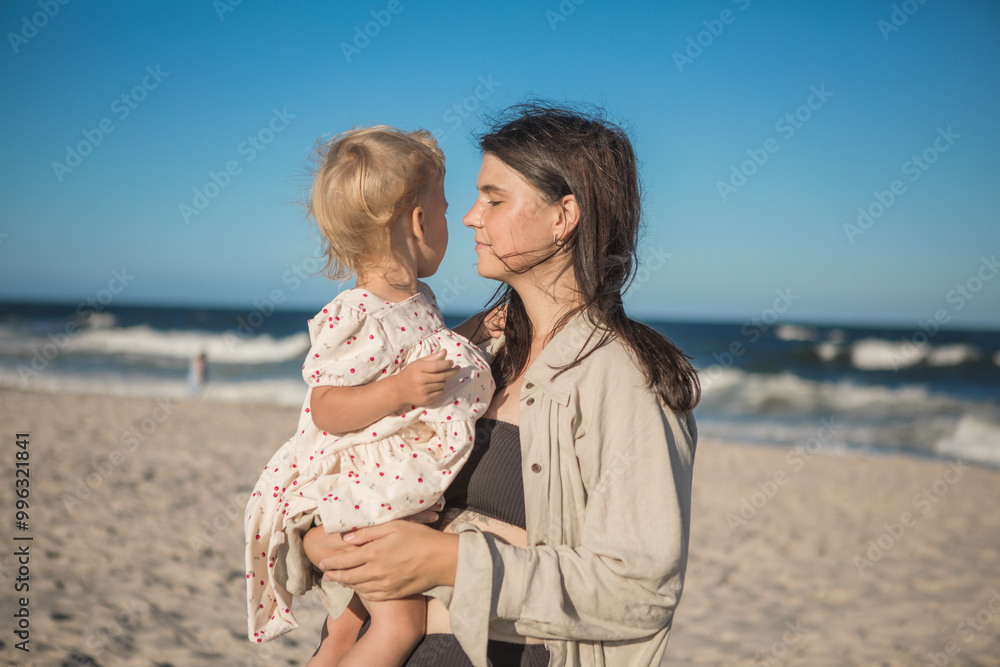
[444, 417, 526, 530]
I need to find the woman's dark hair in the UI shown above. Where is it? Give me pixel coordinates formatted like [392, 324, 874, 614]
[475, 102, 700, 413]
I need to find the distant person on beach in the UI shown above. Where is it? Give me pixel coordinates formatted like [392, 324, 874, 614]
[187, 350, 207, 396]
[301, 104, 700, 667]
[244, 126, 503, 666]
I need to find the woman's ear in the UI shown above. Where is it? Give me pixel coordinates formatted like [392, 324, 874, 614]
[555, 194, 580, 240]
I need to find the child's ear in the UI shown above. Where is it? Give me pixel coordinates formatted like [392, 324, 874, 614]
[409, 206, 427, 242]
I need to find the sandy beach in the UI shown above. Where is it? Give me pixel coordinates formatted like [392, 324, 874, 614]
[1, 388, 998, 667]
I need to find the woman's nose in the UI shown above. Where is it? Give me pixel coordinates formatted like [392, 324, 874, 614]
[462, 201, 480, 229]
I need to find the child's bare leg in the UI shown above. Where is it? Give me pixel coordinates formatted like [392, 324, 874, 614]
[339, 595, 425, 667]
[305, 594, 368, 667]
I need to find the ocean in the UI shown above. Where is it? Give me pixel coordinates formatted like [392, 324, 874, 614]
[2, 301, 998, 468]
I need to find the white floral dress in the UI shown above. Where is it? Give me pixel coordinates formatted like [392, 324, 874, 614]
[244, 281, 494, 643]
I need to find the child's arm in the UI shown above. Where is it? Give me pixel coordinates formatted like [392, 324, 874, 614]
[310, 350, 460, 434]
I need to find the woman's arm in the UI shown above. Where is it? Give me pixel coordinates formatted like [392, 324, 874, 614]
[310, 350, 459, 433]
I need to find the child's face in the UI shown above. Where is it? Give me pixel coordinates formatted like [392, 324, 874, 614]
[416, 177, 449, 278]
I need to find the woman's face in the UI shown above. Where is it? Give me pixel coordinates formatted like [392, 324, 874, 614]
[462, 153, 558, 283]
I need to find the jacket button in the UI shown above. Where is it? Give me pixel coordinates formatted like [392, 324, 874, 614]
[536, 540, 547, 546]
[525, 382, 534, 389]
[526, 397, 535, 406]
[531, 463, 542, 473]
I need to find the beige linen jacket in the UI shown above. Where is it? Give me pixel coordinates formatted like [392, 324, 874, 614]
[427, 310, 698, 667]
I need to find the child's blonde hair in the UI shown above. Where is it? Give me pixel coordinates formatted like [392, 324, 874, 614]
[309, 125, 445, 280]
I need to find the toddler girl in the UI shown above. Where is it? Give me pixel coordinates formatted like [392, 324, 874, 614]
[245, 126, 497, 666]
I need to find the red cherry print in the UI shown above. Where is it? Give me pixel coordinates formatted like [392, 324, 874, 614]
[370, 335, 374, 339]
[350, 368, 355, 373]
[323, 309, 328, 313]
[370, 357, 375, 361]
[355, 505, 360, 509]
[401, 327, 406, 331]
[314, 354, 319, 358]
[363, 293, 368, 297]
[417, 478, 423, 482]
[419, 499, 424, 504]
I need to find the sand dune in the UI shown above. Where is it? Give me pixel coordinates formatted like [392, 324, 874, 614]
[1, 389, 998, 666]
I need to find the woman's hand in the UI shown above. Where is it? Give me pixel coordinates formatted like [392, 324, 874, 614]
[315, 519, 459, 601]
[302, 510, 441, 578]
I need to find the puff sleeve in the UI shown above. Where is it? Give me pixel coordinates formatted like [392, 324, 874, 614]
[301, 300, 390, 388]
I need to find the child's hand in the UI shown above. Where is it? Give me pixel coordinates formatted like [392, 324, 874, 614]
[481, 304, 506, 339]
[393, 350, 460, 408]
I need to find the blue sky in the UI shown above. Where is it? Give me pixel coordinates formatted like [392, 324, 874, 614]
[1, 0, 998, 328]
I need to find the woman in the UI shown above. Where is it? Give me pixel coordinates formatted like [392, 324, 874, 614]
[302, 103, 700, 667]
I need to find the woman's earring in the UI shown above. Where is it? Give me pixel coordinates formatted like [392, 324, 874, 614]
[553, 234, 564, 247]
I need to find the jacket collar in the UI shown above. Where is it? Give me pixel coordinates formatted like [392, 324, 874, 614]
[522, 310, 608, 406]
